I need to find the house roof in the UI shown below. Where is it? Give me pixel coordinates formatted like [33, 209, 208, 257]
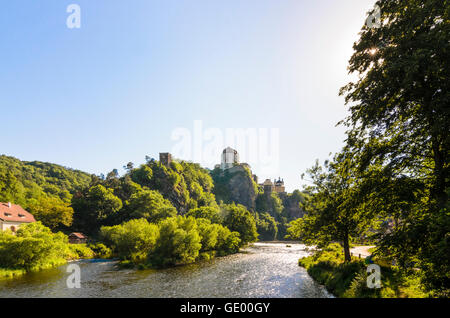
[69, 232, 87, 239]
[0, 203, 36, 223]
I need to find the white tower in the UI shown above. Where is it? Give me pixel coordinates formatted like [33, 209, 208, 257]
[221, 147, 239, 170]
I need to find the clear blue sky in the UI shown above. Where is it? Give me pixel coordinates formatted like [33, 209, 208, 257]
[0, 0, 376, 192]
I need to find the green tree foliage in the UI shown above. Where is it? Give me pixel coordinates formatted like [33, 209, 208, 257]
[124, 189, 177, 223]
[149, 216, 202, 267]
[0, 222, 69, 271]
[26, 196, 73, 230]
[256, 192, 283, 217]
[289, 157, 373, 262]
[222, 203, 258, 245]
[255, 192, 295, 240]
[215, 225, 241, 256]
[0, 155, 91, 229]
[99, 216, 241, 267]
[129, 159, 216, 213]
[100, 219, 159, 261]
[256, 212, 278, 241]
[72, 184, 123, 234]
[339, 0, 449, 294]
[71, 156, 219, 235]
[185, 206, 223, 224]
[0, 170, 24, 204]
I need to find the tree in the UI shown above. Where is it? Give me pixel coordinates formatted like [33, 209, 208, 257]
[0, 170, 24, 204]
[222, 204, 258, 245]
[256, 212, 278, 241]
[72, 184, 123, 234]
[27, 196, 73, 230]
[185, 206, 223, 224]
[215, 226, 241, 255]
[292, 157, 373, 262]
[100, 219, 159, 261]
[196, 218, 220, 252]
[0, 222, 68, 271]
[340, 0, 449, 292]
[124, 189, 177, 223]
[149, 216, 202, 267]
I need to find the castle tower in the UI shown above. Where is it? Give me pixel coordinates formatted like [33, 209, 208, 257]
[159, 153, 172, 168]
[221, 147, 239, 170]
[274, 177, 285, 193]
[262, 179, 274, 194]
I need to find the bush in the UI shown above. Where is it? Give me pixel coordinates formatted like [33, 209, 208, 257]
[88, 243, 112, 258]
[196, 218, 241, 255]
[186, 206, 222, 224]
[67, 244, 95, 259]
[98, 215, 242, 269]
[100, 219, 159, 262]
[149, 216, 202, 267]
[215, 226, 241, 256]
[0, 222, 68, 272]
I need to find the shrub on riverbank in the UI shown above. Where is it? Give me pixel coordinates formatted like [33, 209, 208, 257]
[0, 222, 73, 278]
[298, 243, 429, 298]
[67, 243, 95, 259]
[87, 243, 112, 258]
[100, 216, 242, 268]
[100, 219, 160, 262]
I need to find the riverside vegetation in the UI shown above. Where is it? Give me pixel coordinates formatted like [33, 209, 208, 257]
[1, 0, 448, 298]
[0, 155, 283, 277]
[286, 0, 449, 298]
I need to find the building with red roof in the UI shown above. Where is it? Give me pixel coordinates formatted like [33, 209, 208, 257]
[0, 202, 36, 232]
[68, 232, 88, 244]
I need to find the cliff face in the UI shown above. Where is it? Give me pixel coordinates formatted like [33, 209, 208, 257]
[211, 165, 257, 211]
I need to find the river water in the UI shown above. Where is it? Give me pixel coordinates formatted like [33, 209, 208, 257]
[0, 242, 332, 298]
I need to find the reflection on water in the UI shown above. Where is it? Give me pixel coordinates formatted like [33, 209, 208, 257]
[0, 242, 332, 298]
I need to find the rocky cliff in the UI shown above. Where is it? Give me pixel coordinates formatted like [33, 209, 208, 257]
[210, 165, 258, 211]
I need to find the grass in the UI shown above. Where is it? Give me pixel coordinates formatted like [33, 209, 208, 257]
[0, 268, 27, 279]
[299, 243, 429, 298]
[0, 258, 67, 280]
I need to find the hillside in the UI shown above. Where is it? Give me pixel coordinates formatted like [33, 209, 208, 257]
[0, 155, 92, 229]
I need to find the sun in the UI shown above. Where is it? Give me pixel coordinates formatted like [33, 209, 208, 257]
[369, 48, 378, 55]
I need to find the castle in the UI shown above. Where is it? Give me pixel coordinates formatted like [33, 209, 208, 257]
[216, 147, 286, 195]
[261, 178, 286, 194]
[159, 148, 287, 196]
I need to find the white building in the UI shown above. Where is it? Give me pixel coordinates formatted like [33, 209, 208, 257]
[221, 147, 239, 170]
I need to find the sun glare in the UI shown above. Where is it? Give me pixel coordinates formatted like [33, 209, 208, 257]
[369, 48, 378, 55]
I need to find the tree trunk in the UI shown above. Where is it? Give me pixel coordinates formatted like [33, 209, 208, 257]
[343, 232, 351, 263]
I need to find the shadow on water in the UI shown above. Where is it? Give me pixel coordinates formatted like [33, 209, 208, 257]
[0, 242, 333, 298]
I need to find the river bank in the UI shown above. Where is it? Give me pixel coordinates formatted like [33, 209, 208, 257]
[0, 242, 332, 298]
[298, 244, 429, 298]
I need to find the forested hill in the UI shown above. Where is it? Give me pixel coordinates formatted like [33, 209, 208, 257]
[0, 154, 305, 241]
[0, 155, 92, 229]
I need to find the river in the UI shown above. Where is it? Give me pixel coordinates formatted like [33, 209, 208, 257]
[0, 242, 332, 298]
